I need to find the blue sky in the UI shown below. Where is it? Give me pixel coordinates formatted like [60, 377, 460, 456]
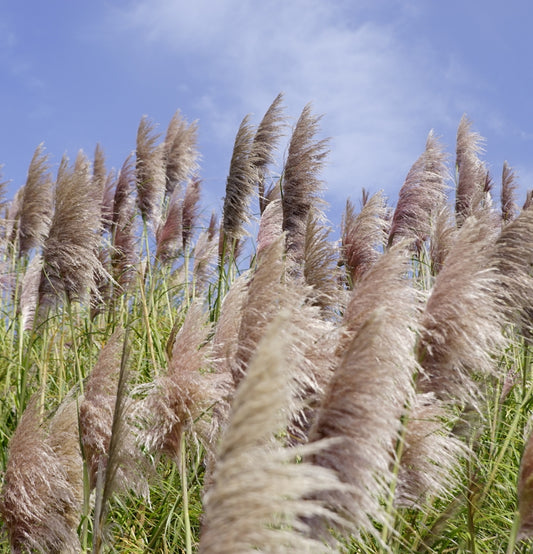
[1, 0, 533, 227]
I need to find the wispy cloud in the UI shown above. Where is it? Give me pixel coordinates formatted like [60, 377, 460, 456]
[108, 0, 463, 207]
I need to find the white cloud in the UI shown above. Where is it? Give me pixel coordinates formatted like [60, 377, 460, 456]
[108, 0, 478, 208]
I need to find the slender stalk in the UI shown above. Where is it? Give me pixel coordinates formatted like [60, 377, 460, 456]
[66, 300, 84, 394]
[380, 413, 409, 548]
[181, 437, 192, 554]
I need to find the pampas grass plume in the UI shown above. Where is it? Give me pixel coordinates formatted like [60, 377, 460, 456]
[282, 103, 329, 263]
[0, 397, 81, 553]
[341, 191, 389, 285]
[136, 115, 165, 227]
[307, 289, 418, 538]
[221, 115, 256, 242]
[200, 312, 348, 553]
[18, 143, 53, 255]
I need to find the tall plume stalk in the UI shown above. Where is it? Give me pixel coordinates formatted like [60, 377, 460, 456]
[155, 186, 183, 263]
[428, 205, 456, 275]
[181, 177, 202, 249]
[306, 257, 419, 539]
[388, 131, 449, 248]
[340, 244, 414, 350]
[231, 235, 287, 388]
[92, 143, 107, 207]
[455, 115, 488, 226]
[18, 143, 53, 256]
[111, 155, 139, 291]
[501, 160, 519, 224]
[138, 301, 229, 459]
[416, 215, 506, 407]
[0, 397, 82, 553]
[163, 110, 199, 196]
[492, 207, 533, 334]
[200, 312, 348, 553]
[86, 329, 147, 553]
[79, 328, 143, 493]
[341, 190, 389, 286]
[136, 115, 165, 228]
[282, 103, 329, 265]
[250, 92, 286, 214]
[395, 394, 467, 509]
[302, 209, 341, 313]
[192, 212, 219, 292]
[38, 151, 104, 310]
[221, 115, 256, 251]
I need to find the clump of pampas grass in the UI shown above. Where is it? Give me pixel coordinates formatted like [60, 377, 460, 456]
[306, 267, 419, 539]
[79, 328, 145, 495]
[137, 301, 230, 460]
[416, 214, 506, 407]
[199, 312, 348, 553]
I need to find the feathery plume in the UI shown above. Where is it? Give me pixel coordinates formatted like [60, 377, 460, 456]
[341, 191, 389, 286]
[38, 151, 104, 309]
[501, 160, 519, 223]
[211, 271, 249, 377]
[136, 115, 165, 227]
[282, 103, 329, 263]
[47, 397, 84, 539]
[417, 215, 505, 406]
[388, 131, 449, 247]
[208, 271, 250, 445]
[523, 189, 533, 211]
[340, 243, 415, 351]
[200, 312, 347, 553]
[302, 210, 341, 313]
[250, 92, 286, 214]
[428, 205, 457, 275]
[492, 207, 533, 333]
[0, 397, 81, 553]
[111, 156, 139, 290]
[138, 301, 229, 459]
[100, 169, 116, 232]
[155, 185, 183, 263]
[181, 177, 201, 248]
[395, 394, 467, 508]
[221, 115, 256, 243]
[455, 115, 487, 225]
[231, 235, 287, 387]
[18, 143, 53, 255]
[19, 253, 43, 331]
[92, 143, 107, 205]
[79, 329, 143, 492]
[4, 187, 22, 248]
[285, 300, 340, 446]
[307, 299, 419, 539]
[192, 218, 219, 292]
[163, 110, 199, 195]
[256, 197, 283, 256]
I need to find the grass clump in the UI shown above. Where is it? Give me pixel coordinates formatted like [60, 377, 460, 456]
[2, 98, 533, 552]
